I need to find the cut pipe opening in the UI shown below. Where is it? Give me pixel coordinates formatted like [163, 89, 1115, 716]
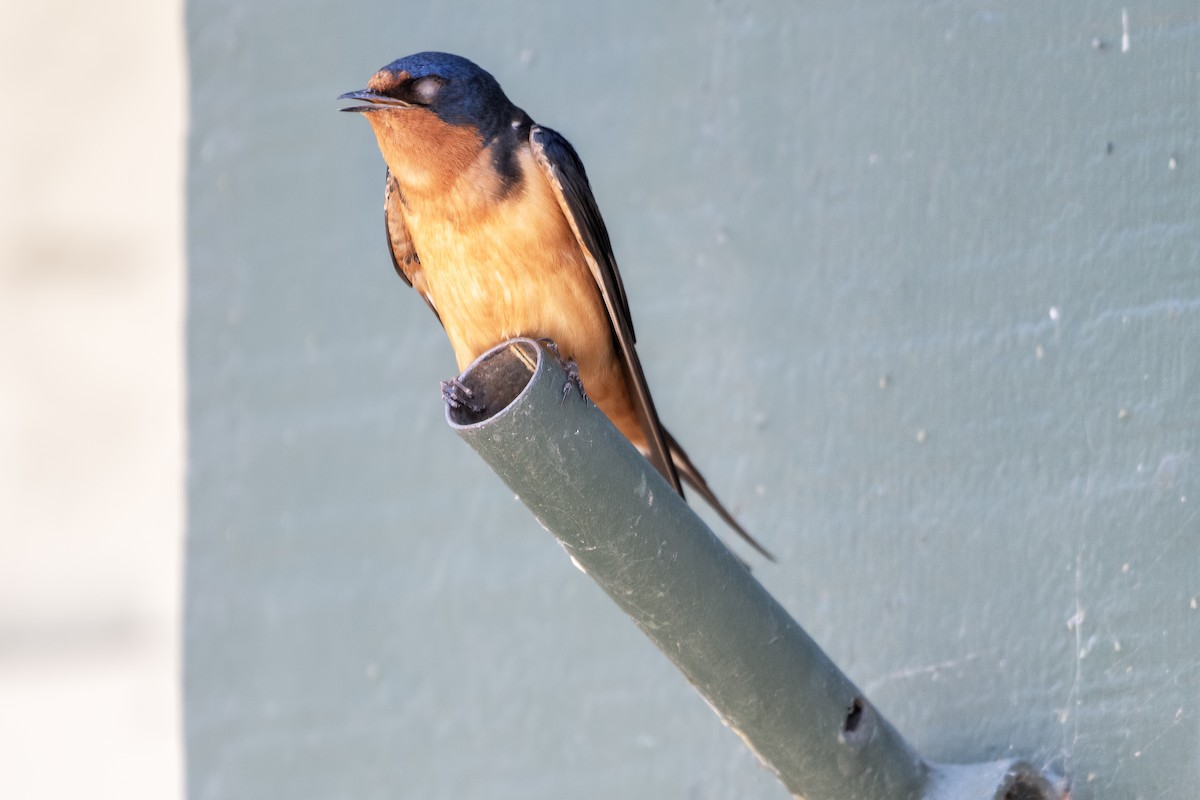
[446, 339, 540, 427]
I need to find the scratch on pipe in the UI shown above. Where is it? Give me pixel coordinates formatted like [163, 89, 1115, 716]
[1058, 552, 1085, 769]
[1138, 505, 1200, 578]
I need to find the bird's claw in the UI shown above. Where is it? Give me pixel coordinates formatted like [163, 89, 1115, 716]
[441, 377, 484, 414]
[560, 359, 586, 404]
[539, 338, 587, 404]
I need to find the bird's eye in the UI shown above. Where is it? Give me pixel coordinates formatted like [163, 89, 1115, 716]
[411, 77, 442, 105]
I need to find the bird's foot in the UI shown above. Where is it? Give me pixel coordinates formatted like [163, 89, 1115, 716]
[561, 359, 586, 404]
[441, 377, 484, 414]
[538, 338, 587, 404]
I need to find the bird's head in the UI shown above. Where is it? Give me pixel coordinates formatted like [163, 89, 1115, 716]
[340, 52, 516, 194]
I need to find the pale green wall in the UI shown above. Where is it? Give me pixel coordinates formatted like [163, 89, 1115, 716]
[187, 3, 1199, 798]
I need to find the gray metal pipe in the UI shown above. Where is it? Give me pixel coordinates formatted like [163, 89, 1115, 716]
[446, 338, 1064, 800]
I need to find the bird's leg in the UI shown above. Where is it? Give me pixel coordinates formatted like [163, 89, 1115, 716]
[561, 359, 585, 403]
[441, 377, 485, 414]
[538, 338, 587, 403]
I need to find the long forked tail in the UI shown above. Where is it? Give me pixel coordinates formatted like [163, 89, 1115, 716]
[663, 429, 776, 562]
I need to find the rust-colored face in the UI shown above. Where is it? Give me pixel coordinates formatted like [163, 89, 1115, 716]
[343, 68, 486, 197]
[365, 68, 409, 95]
[365, 110, 483, 197]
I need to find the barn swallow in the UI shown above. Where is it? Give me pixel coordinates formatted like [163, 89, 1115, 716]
[340, 52, 772, 560]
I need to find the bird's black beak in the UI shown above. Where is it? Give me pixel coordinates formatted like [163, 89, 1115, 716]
[337, 90, 414, 113]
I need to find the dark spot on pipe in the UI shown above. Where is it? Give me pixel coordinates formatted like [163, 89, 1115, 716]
[843, 696, 864, 733]
[1004, 773, 1057, 800]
